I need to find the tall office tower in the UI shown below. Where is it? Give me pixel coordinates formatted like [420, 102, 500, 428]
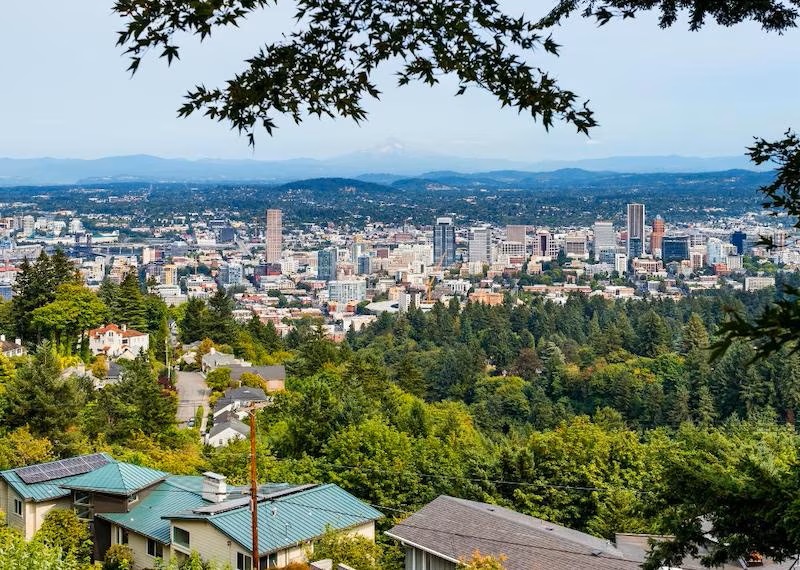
[534, 230, 552, 258]
[730, 230, 747, 255]
[468, 225, 492, 264]
[356, 254, 371, 275]
[433, 217, 456, 266]
[650, 215, 665, 256]
[661, 235, 690, 262]
[773, 230, 787, 251]
[626, 203, 645, 259]
[592, 221, 616, 261]
[317, 248, 338, 281]
[265, 209, 282, 264]
[506, 225, 527, 246]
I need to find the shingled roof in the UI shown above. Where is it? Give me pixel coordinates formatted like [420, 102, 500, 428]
[387, 496, 643, 570]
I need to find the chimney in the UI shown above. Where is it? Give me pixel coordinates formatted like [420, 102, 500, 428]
[122, 324, 127, 332]
[0, 334, 5, 342]
[202, 472, 227, 503]
[14, 338, 20, 346]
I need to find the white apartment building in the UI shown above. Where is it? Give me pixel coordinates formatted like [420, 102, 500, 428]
[744, 276, 776, 292]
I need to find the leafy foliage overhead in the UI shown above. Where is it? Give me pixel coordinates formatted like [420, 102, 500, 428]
[113, 0, 596, 144]
[540, 0, 800, 31]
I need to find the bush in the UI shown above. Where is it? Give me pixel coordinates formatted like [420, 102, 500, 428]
[309, 529, 382, 570]
[35, 509, 93, 564]
[104, 544, 135, 570]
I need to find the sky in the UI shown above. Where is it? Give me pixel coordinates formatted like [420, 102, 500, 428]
[0, 1, 798, 162]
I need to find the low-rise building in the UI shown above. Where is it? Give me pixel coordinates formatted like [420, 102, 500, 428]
[0, 335, 25, 357]
[88, 324, 149, 360]
[744, 276, 776, 292]
[1, 455, 382, 570]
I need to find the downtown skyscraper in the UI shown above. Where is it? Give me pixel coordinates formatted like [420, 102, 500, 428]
[433, 217, 456, 267]
[265, 209, 282, 264]
[626, 203, 645, 259]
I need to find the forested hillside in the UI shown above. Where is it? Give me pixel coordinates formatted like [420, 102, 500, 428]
[1, 252, 799, 568]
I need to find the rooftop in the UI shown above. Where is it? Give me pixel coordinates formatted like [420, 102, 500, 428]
[387, 496, 641, 570]
[1, 453, 114, 502]
[61, 462, 167, 496]
[168, 483, 382, 554]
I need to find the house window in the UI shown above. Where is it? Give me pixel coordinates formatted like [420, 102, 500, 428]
[74, 490, 93, 520]
[117, 528, 129, 545]
[237, 552, 252, 570]
[173, 527, 190, 549]
[13, 498, 22, 516]
[147, 539, 164, 558]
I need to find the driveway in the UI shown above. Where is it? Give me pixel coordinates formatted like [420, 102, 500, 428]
[175, 371, 209, 430]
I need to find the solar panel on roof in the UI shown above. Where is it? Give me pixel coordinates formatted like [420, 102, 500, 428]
[16, 453, 111, 484]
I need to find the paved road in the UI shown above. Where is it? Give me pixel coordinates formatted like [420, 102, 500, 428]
[175, 371, 209, 430]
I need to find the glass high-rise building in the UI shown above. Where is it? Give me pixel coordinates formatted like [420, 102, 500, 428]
[661, 235, 690, 262]
[593, 221, 616, 261]
[317, 248, 337, 281]
[730, 230, 747, 255]
[626, 203, 645, 259]
[469, 225, 492, 264]
[433, 217, 456, 267]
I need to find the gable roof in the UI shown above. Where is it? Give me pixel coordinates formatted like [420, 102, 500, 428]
[387, 496, 642, 570]
[229, 364, 286, 382]
[97, 476, 209, 544]
[224, 386, 268, 402]
[61, 462, 167, 496]
[1, 453, 115, 502]
[0, 340, 24, 354]
[88, 323, 147, 338]
[207, 419, 250, 439]
[167, 483, 382, 555]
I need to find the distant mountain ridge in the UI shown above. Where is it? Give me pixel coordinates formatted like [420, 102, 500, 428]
[0, 152, 766, 186]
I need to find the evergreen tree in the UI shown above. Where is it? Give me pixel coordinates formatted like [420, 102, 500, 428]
[5, 345, 85, 443]
[635, 310, 670, 357]
[11, 250, 80, 342]
[179, 297, 208, 343]
[681, 313, 709, 354]
[206, 288, 237, 345]
[116, 271, 148, 331]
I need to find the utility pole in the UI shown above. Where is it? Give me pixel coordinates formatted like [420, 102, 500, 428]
[248, 402, 269, 570]
[249, 409, 259, 569]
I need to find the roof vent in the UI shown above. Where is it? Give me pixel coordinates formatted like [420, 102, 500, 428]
[202, 472, 227, 504]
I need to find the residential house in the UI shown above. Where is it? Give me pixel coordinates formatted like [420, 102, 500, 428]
[228, 364, 286, 392]
[212, 386, 270, 422]
[205, 413, 250, 447]
[88, 324, 149, 360]
[387, 496, 792, 570]
[0, 334, 25, 358]
[201, 348, 245, 372]
[1, 454, 382, 570]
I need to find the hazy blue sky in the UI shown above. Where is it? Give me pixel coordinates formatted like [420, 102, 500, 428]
[1, 1, 798, 161]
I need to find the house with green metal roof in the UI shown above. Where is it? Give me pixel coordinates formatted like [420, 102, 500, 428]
[1, 454, 382, 570]
[0, 453, 115, 540]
